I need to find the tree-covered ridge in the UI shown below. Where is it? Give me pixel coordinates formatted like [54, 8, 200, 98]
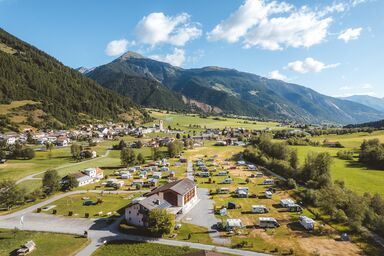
[345, 119, 384, 129]
[0, 28, 146, 129]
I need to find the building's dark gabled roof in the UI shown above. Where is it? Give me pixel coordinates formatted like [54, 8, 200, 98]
[138, 194, 172, 211]
[146, 178, 195, 196]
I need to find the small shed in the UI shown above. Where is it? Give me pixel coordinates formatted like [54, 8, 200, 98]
[17, 240, 36, 255]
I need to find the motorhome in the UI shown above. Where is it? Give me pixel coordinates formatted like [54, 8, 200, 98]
[299, 216, 315, 230]
[252, 205, 269, 213]
[265, 191, 273, 199]
[222, 178, 233, 184]
[216, 187, 230, 194]
[258, 217, 280, 228]
[262, 179, 274, 185]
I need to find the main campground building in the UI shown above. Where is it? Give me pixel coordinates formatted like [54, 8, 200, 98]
[125, 178, 198, 227]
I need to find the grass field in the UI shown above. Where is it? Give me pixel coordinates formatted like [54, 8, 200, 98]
[147, 110, 283, 131]
[167, 223, 213, 245]
[311, 130, 384, 149]
[92, 241, 198, 256]
[291, 139, 384, 196]
[0, 229, 89, 256]
[39, 192, 140, 218]
[0, 147, 73, 181]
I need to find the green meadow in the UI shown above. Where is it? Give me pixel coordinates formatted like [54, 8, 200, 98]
[92, 241, 198, 256]
[0, 229, 89, 256]
[147, 109, 283, 131]
[291, 140, 384, 195]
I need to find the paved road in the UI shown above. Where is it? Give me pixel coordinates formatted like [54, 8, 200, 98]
[16, 149, 111, 185]
[181, 188, 230, 245]
[186, 160, 194, 180]
[0, 189, 147, 220]
[0, 188, 269, 256]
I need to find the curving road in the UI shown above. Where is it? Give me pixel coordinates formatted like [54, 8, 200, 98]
[0, 188, 269, 256]
[15, 149, 112, 185]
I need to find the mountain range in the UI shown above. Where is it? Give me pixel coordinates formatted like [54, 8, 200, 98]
[85, 52, 384, 125]
[340, 95, 384, 113]
[0, 28, 146, 131]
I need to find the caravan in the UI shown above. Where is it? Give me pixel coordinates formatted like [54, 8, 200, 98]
[262, 179, 274, 185]
[252, 205, 269, 213]
[299, 216, 315, 230]
[258, 217, 280, 228]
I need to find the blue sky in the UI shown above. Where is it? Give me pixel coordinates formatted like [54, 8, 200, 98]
[0, 0, 383, 97]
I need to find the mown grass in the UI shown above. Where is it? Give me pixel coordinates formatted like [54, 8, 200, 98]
[39, 192, 140, 218]
[147, 109, 283, 131]
[167, 223, 213, 245]
[0, 148, 73, 181]
[291, 144, 384, 195]
[0, 229, 89, 256]
[92, 241, 198, 256]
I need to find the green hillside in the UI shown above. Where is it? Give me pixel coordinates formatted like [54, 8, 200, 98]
[0, 28, 146, 130]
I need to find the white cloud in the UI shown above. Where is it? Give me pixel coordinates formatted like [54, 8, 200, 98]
[338, 27, 362, 42]
[150, 48, 186, 67]
[336, 91, 377, 97]
[187, 49, 205, 64]
[286, 57, 340, 74]
[320, 2, 347, 16]
[362, 83, 373, 89]
[105, 39, 130, 56]
[207, 0, 292, 43]
[339, 86, 352, 91]
[352, 0, 368, 7]
[136, 12, 201, 46]
[207, 0, 333, 50]
[268, 70, 288, 81]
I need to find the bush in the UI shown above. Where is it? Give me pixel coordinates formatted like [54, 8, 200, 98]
[286, 178, 297, 189]
[337, 150, 354, 160]
[147, 209, 175, 235]
[334, 209, 348, 223]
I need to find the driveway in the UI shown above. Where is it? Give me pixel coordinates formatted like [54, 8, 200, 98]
[16, 149, 111, 185]
[180, 188, 230, 245]
[186, 160, 193, 180]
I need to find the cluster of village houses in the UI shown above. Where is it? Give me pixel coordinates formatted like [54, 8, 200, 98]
[0, 120, 275, 154]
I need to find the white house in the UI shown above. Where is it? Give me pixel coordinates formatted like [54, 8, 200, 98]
[125, 178, 198, 227]
[82, 167, 104, 180]
[65, 172, 94, 187]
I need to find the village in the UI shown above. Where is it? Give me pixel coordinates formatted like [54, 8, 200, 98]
[0, 113, 381, 256]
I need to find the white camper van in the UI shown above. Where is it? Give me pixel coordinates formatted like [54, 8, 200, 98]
[252, 205, 269, 213]
[258, 217, 280, 228]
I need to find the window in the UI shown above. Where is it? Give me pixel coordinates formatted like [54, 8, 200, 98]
[183, 188, 196, 204]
